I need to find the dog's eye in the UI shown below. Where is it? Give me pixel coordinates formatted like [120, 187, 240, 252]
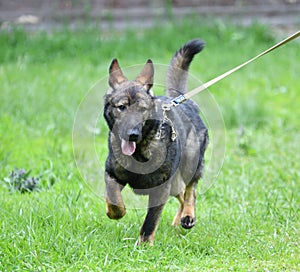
[140, 106, 148, 112]
[117, 105, 127, 112]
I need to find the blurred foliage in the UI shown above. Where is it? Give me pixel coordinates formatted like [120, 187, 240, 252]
[3, 168, 40, 193]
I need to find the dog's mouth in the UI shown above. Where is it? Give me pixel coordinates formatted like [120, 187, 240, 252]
[121, 139, 136, 156]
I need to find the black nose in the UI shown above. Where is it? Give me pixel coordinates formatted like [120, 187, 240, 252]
[127, 128, 140, 142]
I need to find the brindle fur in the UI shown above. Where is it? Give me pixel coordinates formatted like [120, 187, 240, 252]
[104, 39, 208, 245]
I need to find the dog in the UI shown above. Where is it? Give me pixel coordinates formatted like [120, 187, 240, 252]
[103, 39, 208, 245]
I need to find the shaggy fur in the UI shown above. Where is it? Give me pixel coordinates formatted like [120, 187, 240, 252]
[104, 39, 208, 245]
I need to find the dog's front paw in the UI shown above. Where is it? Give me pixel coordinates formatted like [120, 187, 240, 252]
[181, 215, 195, 229]
[106, 203, 126, 220]
[138, 234, 154, 246]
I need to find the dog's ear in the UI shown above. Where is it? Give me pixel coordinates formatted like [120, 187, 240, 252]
[109, 59, 127, 89]
[135, 59, 154, 95]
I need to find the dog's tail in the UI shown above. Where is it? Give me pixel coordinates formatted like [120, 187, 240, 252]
[165, 39, 205, 98]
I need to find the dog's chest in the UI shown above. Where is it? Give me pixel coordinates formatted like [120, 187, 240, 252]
[109, 136, 179, 190]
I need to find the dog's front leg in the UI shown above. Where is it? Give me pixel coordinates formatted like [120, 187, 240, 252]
[139, 204, 164, 245]
[139, 187, 170, 245]
[105, 172, 126, 220]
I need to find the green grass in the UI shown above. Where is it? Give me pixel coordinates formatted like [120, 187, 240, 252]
[0, 20, 299, 271]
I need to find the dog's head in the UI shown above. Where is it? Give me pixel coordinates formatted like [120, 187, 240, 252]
[104, 59, 155, 156]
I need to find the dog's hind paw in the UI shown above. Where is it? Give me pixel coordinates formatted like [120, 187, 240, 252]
[180, 216, 195, 229]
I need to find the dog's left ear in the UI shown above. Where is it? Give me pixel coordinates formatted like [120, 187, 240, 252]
[135, 59, 154, 95]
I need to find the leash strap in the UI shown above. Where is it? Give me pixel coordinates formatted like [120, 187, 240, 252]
[163, 30, 300, 110]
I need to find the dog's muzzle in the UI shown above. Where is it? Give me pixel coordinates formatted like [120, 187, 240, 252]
[120, 127, 141, 156]
[127, 128, 140, 142]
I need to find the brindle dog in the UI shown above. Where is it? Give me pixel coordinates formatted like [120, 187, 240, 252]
[104, 39, 208, 245]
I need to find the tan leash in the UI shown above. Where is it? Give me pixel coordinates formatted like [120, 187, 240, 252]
[163, 30, 300, 110]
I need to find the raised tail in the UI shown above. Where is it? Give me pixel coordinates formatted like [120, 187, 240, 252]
[165, 39, 205, 98]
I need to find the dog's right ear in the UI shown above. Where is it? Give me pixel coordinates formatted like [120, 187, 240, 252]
[109, 59, 127, 89]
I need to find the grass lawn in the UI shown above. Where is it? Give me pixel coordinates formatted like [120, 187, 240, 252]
[0, 20, 299, 271]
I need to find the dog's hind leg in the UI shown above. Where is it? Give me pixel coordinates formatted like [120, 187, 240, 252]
[105, 172, 126, 220]
[172, 192, 184, 226]
[181, 180, 197, 229]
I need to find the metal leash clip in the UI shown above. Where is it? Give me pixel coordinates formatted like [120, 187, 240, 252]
[161, 102, 177, 142]
[162, 94, 187, 111]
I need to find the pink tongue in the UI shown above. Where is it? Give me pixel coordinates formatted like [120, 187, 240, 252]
[121, 139, 136, 156]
